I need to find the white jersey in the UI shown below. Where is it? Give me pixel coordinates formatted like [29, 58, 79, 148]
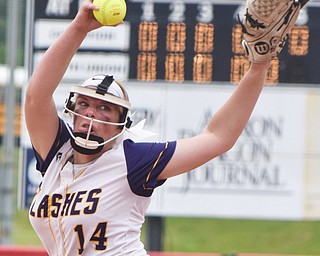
[29, 119, 176, 256]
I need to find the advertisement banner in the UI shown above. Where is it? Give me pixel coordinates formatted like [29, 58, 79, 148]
[126, 83, 320, 220]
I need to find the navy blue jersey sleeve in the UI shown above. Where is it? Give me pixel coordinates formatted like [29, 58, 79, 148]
[124, 139, 176, 197]
[33, 118, 70, 175]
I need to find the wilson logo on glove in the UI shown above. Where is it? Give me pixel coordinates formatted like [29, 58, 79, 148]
[254, 42, 270, 55]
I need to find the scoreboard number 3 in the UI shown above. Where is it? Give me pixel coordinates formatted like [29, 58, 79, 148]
[197, 2, 214, 23]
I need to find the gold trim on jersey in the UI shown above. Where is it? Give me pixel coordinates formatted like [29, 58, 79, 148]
[143, 141, 169, 191]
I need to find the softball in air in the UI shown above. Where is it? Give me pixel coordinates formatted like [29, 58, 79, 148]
[93, 0, 127, 26]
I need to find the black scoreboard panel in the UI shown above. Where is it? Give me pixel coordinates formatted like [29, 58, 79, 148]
[32, 0, 320, 85]
[126, 1, 320, 85]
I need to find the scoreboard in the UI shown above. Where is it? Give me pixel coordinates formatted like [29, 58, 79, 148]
[125, 0, 320, 84]
[30, 0, 320, 85]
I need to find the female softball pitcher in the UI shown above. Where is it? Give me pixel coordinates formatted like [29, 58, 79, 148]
[25, 0, 307, 255]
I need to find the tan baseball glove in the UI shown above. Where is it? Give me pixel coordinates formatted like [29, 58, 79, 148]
[240, 0, 309, 63]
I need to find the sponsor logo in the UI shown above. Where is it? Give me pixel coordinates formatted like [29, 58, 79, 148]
[254, 41, 270, 55]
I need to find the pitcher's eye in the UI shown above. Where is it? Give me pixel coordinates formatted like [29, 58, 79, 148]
[99, 105, 110, 111]
[79, 101, 88, 107]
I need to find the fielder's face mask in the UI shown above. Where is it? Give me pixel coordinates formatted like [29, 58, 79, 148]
[63, 75, 132, 155]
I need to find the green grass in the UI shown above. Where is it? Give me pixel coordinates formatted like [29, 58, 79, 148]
[13, 211, 320, 255]
[12, 210, 42, 246]
[163, 217, 320, 255]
